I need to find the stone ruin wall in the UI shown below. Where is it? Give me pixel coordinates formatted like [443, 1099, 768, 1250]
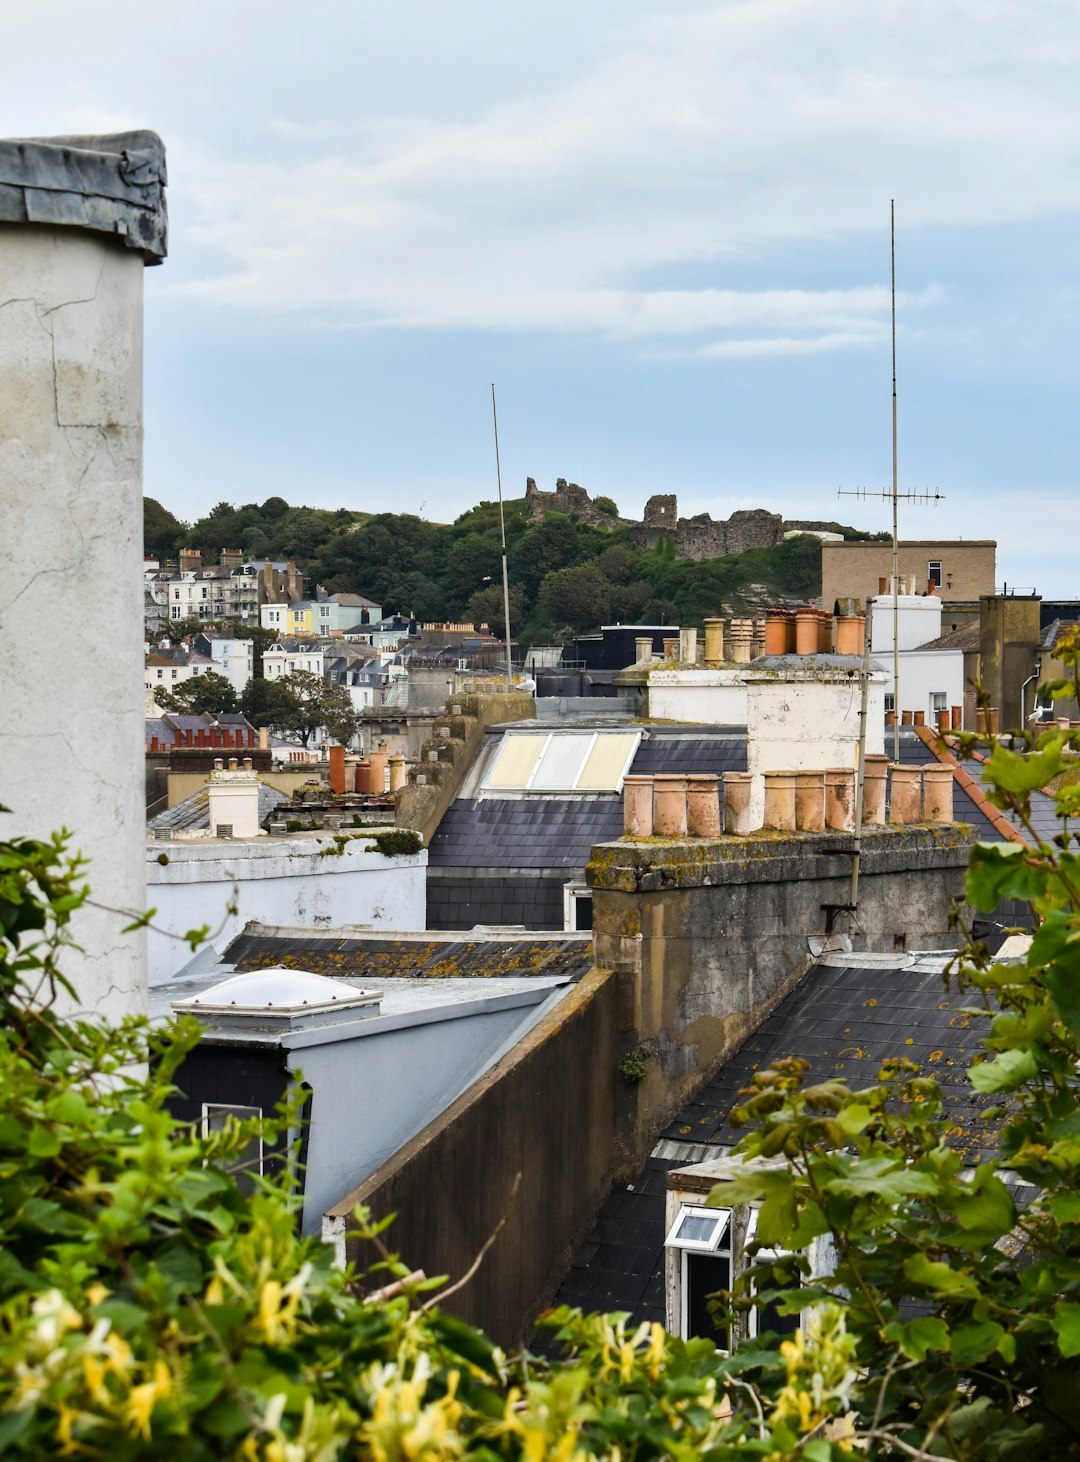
[524, 479, 784, 560]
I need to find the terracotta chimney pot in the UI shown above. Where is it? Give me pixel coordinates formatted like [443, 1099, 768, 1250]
[922, 765, 954, 823]
[862, 755, 889, 825]
[825, 767, 856, 832]
[722, 771, 754, 836]
[652, 774, 688, 836]
[686, 774, 721, 837]
[763, 771, 797, 831]
[794, 770, 826, 832]
[623, 775, 654, 837]
[888, 765, 921, 824]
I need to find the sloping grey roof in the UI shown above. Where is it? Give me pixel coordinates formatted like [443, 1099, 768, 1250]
[148, 783, 287, 831]
[555, 954, 1001, 1329]
[429, 798, 625, 870]
[916, 622, 981, 652]
[222, 927, 594, 982]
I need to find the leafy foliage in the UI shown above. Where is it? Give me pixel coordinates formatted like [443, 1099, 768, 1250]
[153, 671, 237, 716]
[240, 671, 360, 747]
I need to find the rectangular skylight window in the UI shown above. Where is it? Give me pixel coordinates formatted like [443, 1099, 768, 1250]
[486, 733, 550, 788]
[482, 730, 642, 793]
[576, 732, 640, 791]
[531, 734, 593, 790]
[665, 1205, 731, 1253]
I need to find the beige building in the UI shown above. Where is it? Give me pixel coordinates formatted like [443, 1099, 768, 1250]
[821, 540, 996, 624]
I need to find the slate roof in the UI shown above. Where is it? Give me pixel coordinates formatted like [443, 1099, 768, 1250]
[915, 623, 981, 652]
[429, 798, 625, 870]
[147, 783, 288, 831]
[222, 927, 594, 982]
[554, 953, 1002, 1331]
[904, 727, 1060, 844]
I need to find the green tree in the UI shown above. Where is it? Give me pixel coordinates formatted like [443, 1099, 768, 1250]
[537, 562, 611, 633]
[242, 671, 359, 747]
[152, 671, 237, 715]
[143, 497, 186, 558]
[465, 582, 525, 639]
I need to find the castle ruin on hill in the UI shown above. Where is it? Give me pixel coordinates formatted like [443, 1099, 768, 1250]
[524, 477, 784, 562]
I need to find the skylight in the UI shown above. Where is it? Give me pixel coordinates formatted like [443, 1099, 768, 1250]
[482, 731, 640, 794]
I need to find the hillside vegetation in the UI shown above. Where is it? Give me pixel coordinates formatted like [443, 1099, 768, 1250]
[146, 494, 881, 645]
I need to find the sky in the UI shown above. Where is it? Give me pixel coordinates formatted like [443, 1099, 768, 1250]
[3, 0, 1078, 593]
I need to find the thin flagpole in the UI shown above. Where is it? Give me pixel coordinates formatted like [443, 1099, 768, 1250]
[491, 384, 514, 686]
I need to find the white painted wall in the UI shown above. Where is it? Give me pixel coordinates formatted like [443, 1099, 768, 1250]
[0, 226, 148, 1020]
[745, 668, 886, 825]
[869, 594, 943, 653]
[887, 649, 965, 724]
[646, 669, 749, 724]
[146, 838, 427, 982]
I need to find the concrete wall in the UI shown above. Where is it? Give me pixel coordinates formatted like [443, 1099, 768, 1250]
[869, 594, 943, 652]
[745, 665, 885, 825]
[396, 690, 537, 846]
[980, 595, 1042, 730]
[589, 825, 974, 1172]
[331, 968, 618, 1347]
[646, 670, 749, 725]
[821, 540, 996, 616]
[0, 225, 149, 1019]
[146, 838, 426, 981]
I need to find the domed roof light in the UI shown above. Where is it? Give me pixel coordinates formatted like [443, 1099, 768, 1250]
[172, 967, 382, 1030]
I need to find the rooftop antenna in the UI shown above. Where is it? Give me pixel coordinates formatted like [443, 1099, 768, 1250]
[838, 201, 943, 760]
[490, 383, 514, 687]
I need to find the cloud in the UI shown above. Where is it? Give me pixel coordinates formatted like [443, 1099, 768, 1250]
[152, 0, 1080, 346]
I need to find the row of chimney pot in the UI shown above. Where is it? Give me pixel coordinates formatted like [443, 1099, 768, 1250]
[211, 757, 254, 772]
[147, 727, 259, 753]
[638, 609, 867, 667]
[622, 760, 955, 838]
[878, 575, 938, 596]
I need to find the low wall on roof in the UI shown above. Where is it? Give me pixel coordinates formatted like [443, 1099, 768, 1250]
[329, 966, 618, 1348]
[589, 824, 976, 1173]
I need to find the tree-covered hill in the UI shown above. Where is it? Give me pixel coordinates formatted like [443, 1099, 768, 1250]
[146, 493, 883, 645]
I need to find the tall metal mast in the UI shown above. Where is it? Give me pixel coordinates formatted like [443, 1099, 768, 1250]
[490, 384, 514, 687]
[890, 201, 900, 761]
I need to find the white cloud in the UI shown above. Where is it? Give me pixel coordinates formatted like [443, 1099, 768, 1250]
[159, 0, 1080, 348]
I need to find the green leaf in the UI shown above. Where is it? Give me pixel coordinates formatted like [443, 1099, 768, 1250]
[984, 737, 1066, 796]
[27, 1125, 61, 1157]
[969, 1047, 1039, 1093]
[950, 1169, 1016, 1246]
[950, 1319, 1005, 1365]
[755, 1176, 797, 1248]
[966, 842, 1044, 912]
[903, 1254, 980, 1299]
[1044, 949, 1080, 1041]
[1052, 1304, 1080, 1358]
[883, 1316, 950, 1361]
[1050, 1192, 1080, 1224]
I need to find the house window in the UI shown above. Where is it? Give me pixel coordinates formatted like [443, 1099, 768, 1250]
[563, 883, 593, 931]
[665, 1205, 733, 1348]
[928, 560, 942, 588]
[930, 691, 947, 714]
[884, 692, 895, 713]
[156, 669, 163, 680]
[201, 1103, 263, 1193]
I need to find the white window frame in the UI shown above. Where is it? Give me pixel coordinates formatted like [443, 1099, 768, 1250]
[562, 882, 593, 932]
[201, 1103, 264, 1177]
[665, 1204, 731, 1253]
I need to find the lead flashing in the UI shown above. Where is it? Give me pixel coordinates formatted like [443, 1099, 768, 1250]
[0, 131, 167, 261]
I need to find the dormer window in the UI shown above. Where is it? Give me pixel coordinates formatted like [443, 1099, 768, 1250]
[664, 1204, 733, 1347]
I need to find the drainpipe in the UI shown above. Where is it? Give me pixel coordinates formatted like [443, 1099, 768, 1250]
[1020, 660, 1041, 724]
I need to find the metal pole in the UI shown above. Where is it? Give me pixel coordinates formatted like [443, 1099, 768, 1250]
[849, 628, 872, 921]
[891, 200, 900, 761]
[491, 383, 514, 687]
